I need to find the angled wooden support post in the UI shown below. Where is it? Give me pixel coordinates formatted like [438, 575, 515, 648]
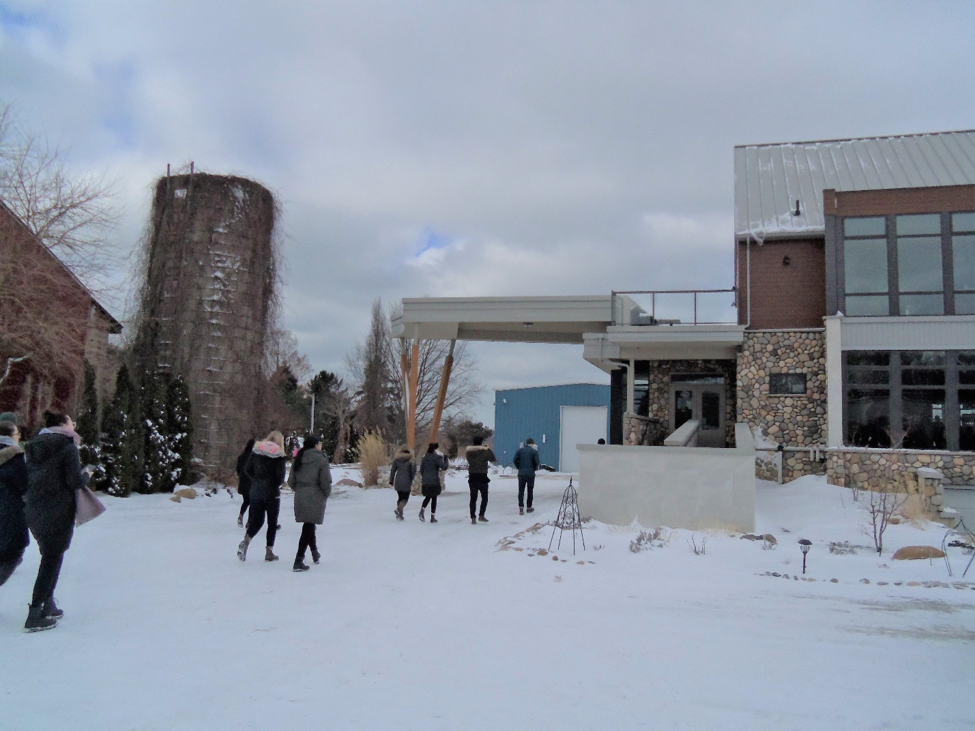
[407, 339, 420, 451]
[429, 340, 455, 443]
[400, 338, 410, 442]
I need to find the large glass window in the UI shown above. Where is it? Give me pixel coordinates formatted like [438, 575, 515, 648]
[633, 362, 650, 417]
[954, 213, 975, 315]
[897, 214, 943, 315]
[839, 211, 975, 316]
[844, 217, 889, 315]
[846, 389, 891, 447]
[961, 390, 975, 451]
[845, 350, 975, 451]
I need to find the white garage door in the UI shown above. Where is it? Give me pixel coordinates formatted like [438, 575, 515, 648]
[560, 406, 608, 473]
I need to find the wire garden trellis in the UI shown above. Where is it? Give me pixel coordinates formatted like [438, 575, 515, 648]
[942, 516, 975, 578]
[548, 477, 586, 555]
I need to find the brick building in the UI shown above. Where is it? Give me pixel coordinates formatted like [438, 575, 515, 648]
[390, 129, 975, 489]
[0, 200, 121, 430]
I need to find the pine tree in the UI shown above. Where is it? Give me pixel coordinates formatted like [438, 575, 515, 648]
[140, 371, 178, 493]
[166, 375, 194, 486]
[96, 364, 141, 497]
[76, 360, 100, 468]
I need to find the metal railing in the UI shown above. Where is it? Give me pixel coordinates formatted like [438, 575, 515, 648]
[611, 289, 738, 326]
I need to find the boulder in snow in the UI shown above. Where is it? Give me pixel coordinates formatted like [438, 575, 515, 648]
[175, 487, 198, 500]
[892, 546, 945, 561]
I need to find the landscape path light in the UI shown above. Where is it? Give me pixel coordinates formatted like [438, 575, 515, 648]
[799, 539, 812, 574]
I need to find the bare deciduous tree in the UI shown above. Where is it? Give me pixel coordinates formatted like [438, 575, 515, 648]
[264, 327, 312, 383]
[347, 299, 481, 445]
[0, 104, 117, 288]
[0, 104, 117, 390]
[865, 482, 909, 554]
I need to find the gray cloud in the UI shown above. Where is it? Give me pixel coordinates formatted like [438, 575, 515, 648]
[2, 1, 973, 423]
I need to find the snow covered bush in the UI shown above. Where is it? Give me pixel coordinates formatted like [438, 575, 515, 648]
[629, 529, 661, 553]
[95, 364, 143, 497]
[166, 375, 194, 485]
[140, 371, 179, 493]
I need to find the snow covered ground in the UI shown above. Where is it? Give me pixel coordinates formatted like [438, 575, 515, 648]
[2, 468, 974, 730]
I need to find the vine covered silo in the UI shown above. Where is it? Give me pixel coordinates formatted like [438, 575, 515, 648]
[135, 169, 278, 471]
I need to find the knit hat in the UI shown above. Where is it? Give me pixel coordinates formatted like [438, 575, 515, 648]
[0, 412, 17, 426]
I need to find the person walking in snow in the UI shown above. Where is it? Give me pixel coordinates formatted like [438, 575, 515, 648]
[235, 438, 255, 527]
[23, 411, 88, 632]
[389, 445, 416, 520]
[237, 431, 287, 563]
[466, 435, 496, 525]
[418, 442, 447, 523]
[0, 421, 29, 590]
[287, 434, 332, 572]
[513, 437, 540, 515]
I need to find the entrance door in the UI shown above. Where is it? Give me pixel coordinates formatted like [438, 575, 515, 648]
[669, 376, 726, 448]
[560, 405, 608, 472]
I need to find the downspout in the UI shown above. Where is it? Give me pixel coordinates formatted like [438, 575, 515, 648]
[746, 236, 752, 329]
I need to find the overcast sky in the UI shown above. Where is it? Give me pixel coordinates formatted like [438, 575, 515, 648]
[2, 1, 973, 425]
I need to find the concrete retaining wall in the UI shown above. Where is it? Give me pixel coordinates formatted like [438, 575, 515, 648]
[576, 424, 755, 532]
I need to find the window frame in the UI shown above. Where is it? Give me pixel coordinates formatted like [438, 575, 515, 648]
[769, 373, 808, 396]
[834, 211, 971, 317]
[844, 350, 973, 451]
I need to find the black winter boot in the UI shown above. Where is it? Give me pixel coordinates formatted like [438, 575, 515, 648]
[293, 558, 310, 572]
[24, 603, 57, 632]
[311, 549, 321, 564]
[43, 597, 64, 620]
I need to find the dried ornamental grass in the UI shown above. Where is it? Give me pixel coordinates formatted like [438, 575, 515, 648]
[358, 432, 388, 487]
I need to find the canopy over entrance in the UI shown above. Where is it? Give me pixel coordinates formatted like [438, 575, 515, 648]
[391, 295, 615, 344]
[390, 292, 743, 449]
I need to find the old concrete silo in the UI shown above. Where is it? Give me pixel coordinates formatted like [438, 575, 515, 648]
[135, 170, 277, 470]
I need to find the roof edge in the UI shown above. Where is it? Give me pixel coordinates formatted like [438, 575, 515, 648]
[735, 128, 975, 150]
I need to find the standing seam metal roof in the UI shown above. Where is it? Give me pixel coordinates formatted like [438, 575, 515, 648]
[734, 130, 975, 241]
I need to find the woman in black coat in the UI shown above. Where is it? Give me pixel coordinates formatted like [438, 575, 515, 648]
[24, 411, 87, 632]
[0, 421, 29, 589]
[237, 431, 287, 563]
[418, 442, 448, 524]
[235, 438, 255, 527]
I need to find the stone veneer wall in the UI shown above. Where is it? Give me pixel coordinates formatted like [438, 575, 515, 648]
[737, 330, 827, 482]
[643, 359, 737, 446]
[827, 450, 975, 489]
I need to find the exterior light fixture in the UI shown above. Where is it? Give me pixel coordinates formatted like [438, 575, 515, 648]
[523, 322, 534, 329]
[782, 255, 791, 266]
[799, 539, 812, 574]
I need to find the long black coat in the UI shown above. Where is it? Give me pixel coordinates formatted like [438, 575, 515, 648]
[244, 451, 286, 502]
[0, 444, 29, 563]
[235, 451, 253, 499]
[25, 433, 85, 556]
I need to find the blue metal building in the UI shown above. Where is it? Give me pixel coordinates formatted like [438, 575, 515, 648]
[494, 383, 611, 473]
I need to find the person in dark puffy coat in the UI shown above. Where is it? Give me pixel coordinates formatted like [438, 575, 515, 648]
[287, 434, 331, 572]
[237, 431, 287, 563]
[235, 438, 255, 527]
[465, 435, 496, 524]
[418, 442, 447, 523]
[0, 421, 29, 589]
[24, 411, 87, 632]
[388, 445, 416, 521]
